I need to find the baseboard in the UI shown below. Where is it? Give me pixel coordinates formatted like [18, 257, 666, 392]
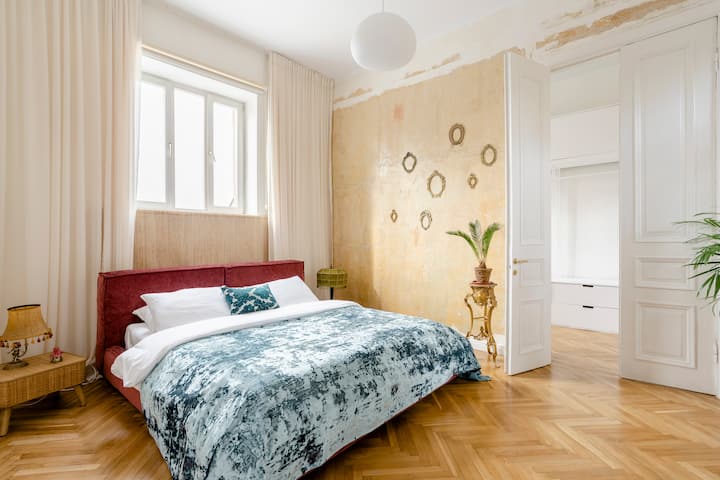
[453, 327, 505, 357]
[467, 334, 506, 357]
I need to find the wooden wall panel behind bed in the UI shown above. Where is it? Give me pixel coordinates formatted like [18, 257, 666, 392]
[95, 260, 304, 374]
[133, 210, 269, 269]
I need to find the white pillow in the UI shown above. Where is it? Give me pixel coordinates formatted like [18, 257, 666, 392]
[267, 276, 318, 306]
[132, 305, 153, 325]
[124, 321, 153, 349]
[141, 286, 230, 332]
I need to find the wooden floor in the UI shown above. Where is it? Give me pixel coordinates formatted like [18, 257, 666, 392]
[2, 327, 719, 479]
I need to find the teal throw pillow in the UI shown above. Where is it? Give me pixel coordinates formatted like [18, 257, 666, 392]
[221, 284, 279, 315]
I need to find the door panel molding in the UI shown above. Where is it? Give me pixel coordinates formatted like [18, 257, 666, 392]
[634, 301, 696, 368]
[634, 256, 696, 290]
[518, 299, 547, 355]
[633, 46, 693, 243]
[519, 258, 545, 288]
[519, 77, 545, 247]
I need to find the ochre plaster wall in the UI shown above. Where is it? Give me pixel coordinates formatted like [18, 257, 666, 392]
[332, 54, 506, 334]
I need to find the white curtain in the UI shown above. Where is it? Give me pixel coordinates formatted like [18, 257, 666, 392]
[267, 53, 334, 297]
[0, 0, 140, 362]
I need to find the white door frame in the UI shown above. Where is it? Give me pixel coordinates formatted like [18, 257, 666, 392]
[535, 6, 720, 397]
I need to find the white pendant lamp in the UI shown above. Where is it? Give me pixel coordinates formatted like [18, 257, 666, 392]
[351, 1, 416, 71]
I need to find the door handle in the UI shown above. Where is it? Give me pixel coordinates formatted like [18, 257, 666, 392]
[513, 258, 529, 265]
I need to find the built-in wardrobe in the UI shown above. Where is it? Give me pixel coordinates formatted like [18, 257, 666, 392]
[550, 53, 620, 334]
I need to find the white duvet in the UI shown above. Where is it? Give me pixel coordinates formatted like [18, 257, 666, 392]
[111, 300, 356, 388]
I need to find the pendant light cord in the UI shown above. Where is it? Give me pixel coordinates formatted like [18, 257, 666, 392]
[382, 0, 385, 12]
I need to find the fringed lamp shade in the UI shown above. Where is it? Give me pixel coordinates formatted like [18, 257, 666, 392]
[317, 268, 348, 300]
[0, 305, 53, 368]
[0, 305, 53, 346]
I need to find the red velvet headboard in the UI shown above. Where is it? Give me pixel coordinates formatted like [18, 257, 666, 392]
[96, 260, 304, 372]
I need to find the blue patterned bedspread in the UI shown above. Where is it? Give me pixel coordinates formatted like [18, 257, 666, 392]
[140, 305, 485, 480]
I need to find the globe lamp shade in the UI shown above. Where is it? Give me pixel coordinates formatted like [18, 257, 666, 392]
[351, 12, 416, 71]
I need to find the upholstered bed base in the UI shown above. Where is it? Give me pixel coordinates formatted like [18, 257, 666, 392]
[104, 346, 142, 410]
[96, 260, 305, 411]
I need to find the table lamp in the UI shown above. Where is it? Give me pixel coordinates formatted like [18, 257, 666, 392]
[0, 305, 53, 369]
[317, 268, 348, 300]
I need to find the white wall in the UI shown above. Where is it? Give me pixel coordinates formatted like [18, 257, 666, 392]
[552, 164, 619, 283]
[142, 1, 267, 87]
[551, 53, 620, 116]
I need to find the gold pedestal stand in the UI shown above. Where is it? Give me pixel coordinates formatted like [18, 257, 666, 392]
[464, 281, 498, 364]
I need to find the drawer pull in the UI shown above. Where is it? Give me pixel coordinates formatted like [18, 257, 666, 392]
[581, 284, 594, 288]
[582, 305, 594, 309]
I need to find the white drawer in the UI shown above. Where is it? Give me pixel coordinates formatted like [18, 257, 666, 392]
[551, 303, 618, 334]
[553, 283, 618, 308]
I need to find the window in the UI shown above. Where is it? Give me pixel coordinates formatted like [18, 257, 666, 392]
[136, 50, 267, 215]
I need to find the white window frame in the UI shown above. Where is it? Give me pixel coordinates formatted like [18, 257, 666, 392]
[137, 73, 246, 213]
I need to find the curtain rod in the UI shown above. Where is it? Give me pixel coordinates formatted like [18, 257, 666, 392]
[142, 44, 266, 92]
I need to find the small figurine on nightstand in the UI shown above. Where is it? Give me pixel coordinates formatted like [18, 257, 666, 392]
[50, 346, 63, 363]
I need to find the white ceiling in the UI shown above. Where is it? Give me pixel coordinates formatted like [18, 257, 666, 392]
[159, 0, 517, 80]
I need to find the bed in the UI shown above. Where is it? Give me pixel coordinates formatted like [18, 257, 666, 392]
[97, 260, 485, 480]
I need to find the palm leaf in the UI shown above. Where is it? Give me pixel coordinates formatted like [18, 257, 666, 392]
[689, 266, 720, 279]
[480, 222, 502, 260]
[682, 213, 720, 307]
[468, 220, 482, 246]
[446, 230, 480, 261]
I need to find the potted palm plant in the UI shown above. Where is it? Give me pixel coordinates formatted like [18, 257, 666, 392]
[684, 214, 720, 309]
[447, 220, 502, 284]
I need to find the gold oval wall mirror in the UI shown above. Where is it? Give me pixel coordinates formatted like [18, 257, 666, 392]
[467, 173, 478, 189]
[402, 152, 417, 173]
[427, 170, 446, 198]
[481, 144, 497, 166]
[419, 210, 432, 230]
[449, 123, 465, 146]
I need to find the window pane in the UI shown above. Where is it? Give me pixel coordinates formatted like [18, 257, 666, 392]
[213, 103, 239, 208]
[174, 89, 206, 210]
[137, 81, 166, 203]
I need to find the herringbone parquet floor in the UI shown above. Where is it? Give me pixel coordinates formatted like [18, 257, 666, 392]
[1, 327, 719, 479]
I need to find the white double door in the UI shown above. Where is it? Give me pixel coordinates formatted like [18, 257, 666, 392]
[505, 19, 718, 395]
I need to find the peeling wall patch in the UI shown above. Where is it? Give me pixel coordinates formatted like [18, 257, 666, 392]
[404, 68, 428, 79]
[334, 87, 372, 104]
[537, 0, 688, 50]
[434, 53, 461, 69]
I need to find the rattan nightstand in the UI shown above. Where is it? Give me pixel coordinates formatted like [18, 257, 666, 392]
[0, 352, 86, 435]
